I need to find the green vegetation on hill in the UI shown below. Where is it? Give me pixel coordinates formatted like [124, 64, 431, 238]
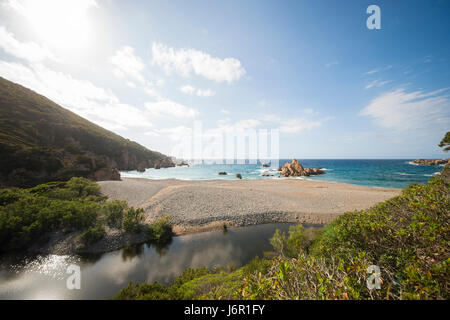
[0, 76, 172, 187]
[114, 164, 449, 300]
[0, 177, 173, 252]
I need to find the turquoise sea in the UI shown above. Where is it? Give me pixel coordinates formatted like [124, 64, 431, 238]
[121, 159, 444, 189]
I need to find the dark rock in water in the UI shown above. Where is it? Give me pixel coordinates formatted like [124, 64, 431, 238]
[236, 173, 242, 179]
[261, 171, 274, 177]
[280, 159, 325, 177]
[261, 162, 270, 168]
[218, 172, 227, 175]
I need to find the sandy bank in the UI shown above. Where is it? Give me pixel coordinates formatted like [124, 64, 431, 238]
[99, 178, 401, 234]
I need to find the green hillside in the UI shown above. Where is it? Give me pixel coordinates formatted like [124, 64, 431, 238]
[0, 76, 173, 187]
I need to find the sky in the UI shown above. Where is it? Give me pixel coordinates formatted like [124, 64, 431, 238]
[0, 0, 449, 159]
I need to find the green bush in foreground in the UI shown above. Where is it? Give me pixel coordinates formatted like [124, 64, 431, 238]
[0, 177, 147, 251]
[113, 267, 241, 300]
[242, 171, 449, 300]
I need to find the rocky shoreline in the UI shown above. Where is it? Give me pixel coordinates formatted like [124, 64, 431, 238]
[409, 158, 450, 166]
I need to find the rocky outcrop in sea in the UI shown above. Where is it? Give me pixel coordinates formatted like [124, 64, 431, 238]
[279, 159, 325, 177]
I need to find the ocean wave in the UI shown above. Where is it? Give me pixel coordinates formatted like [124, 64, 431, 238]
[424, 172, 441, 177]
[394, 172, 415, 176]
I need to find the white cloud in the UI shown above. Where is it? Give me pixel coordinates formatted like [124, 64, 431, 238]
[258, 100, 267, 107]
[325, 61, 339, 68]
[179, 85, 195, 95]
[147, 126, 192, 141]
[220, 109, 230, 114]
[364, 65, 392, 75]
[0, 26, 56, 62]
[303, 108, 316, 115]
[365, 69, 379, 75]
[109, 46, 145, 84]
[145, 99, 199, 118]
[179, 85, 215, 97]
[360, 88, 450, 131]
[0, 60, 152, 131]
[151, 42, 246, 83]
[278, 119, 321, 133]
[196, 89, 215, 97]
[262, 114, 322, 134]
[365, 79, 393, 89]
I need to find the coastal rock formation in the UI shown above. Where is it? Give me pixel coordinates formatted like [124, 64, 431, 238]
[261, 162, 270, 168]
[236, 173, 242, 179]
[91, 168, 121, 181]
[218, 172, 227, 175]
[409, 158, 450, 166]
[153, 158, 175, 170]
[280, 159, 325, 177]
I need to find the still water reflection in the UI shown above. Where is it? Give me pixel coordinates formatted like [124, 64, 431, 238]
[0, 223, 306, 300]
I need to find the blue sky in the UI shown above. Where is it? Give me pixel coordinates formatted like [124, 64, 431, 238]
[0, 0, 449, 159]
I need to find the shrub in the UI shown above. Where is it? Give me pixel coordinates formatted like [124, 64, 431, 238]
[104, 200, 127, 227]
[79, 223, 106, 246]
[146, 216, 173, 244]
[122, 207, 145, 233]
[270, 225, 313, 258]
[113, 282, 171, 300]
[0, 178, 105, 251]
[65, 177, 100, 197]
[0, 188, 29, 206]
[244, 170, 450, 300]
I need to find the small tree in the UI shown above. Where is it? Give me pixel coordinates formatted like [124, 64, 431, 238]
[438, 131, 450, 152]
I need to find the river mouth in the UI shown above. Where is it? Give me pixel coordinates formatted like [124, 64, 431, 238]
[0, 223, 320, 300]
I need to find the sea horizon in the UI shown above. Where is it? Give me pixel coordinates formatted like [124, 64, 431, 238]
[121, 159, 444, 189]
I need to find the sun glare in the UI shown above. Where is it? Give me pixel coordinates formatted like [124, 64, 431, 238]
[14, 0, 98, 52]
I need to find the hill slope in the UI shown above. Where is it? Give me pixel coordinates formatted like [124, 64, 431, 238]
[0, 76, 173, 187]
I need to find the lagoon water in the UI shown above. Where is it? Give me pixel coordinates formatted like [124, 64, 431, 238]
[122, 159, 443, 189]
[0, 223, 298, 300]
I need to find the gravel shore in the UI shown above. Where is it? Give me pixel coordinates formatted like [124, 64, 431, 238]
[24, 178, 400, 255]
[99, 178, 401, 234]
